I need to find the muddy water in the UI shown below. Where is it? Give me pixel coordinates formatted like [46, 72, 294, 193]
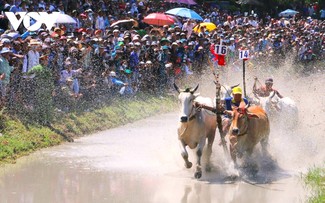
[0, 111, 311, 203]
[0, 71, 324, 203]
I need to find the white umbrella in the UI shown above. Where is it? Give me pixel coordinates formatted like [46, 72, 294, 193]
[53, 13, 76, 24]
[279, 9, 299, 17]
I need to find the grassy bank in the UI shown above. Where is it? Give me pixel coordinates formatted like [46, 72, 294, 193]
[304, 166, 325, 203]
[0, 94, 177, 164]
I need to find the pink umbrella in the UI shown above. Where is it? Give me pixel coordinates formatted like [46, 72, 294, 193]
[165, 0, 197, 5]
[143, 13, 175, 26]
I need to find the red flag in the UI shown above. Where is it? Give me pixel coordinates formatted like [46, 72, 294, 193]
[217, 55, 226, 66]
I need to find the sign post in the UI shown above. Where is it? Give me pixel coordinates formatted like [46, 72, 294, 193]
[239, 49, 250, 98]
[243, 59, 246, 97]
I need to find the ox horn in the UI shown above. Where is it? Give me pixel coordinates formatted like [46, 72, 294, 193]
[230, 83, 240, 89]
[245, 102, 250, 109]
[173, 83, 181, 93]
[253, 92, 260, 100]
[190, 84, 199, 94]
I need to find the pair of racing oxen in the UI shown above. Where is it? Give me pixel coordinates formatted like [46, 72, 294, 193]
[174, 83, 298, 179]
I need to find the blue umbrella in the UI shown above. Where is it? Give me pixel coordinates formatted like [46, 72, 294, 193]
[278, 9, 299, 17]
[165, 7, 203, 21]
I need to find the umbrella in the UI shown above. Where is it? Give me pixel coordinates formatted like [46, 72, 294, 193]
[7, 32, 21, 39]
[165, 8, 203, 21]
[236, 0, 263, 6]
[278, 9, 299, 17]
[110, 19, 139, 29]
[53, 13, 76, 24]
[193, 22, 217, 33]
[143, 13, 175, 26]
[165, 0, 197, 5]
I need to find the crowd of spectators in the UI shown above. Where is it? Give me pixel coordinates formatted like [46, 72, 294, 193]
[0, 0, 323, 112]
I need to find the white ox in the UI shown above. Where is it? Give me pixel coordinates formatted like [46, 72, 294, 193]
[174, 84, 217, 179]
[255, 91, 299, 129]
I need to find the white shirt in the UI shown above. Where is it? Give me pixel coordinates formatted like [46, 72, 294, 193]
[22, 55, 28, 73]
[249, 20, 258, 27]
[96, 16, 105, 30]
[27, 50, 40, 71]
[60, 69, 81, 83]
[203, 18, 210, 22]
[182, 22, 194, 38]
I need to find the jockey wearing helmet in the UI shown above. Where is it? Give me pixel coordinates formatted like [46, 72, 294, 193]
[224, 86, 249, 111]
[253, 77, 283, 98]
[218, 86, 249, 145]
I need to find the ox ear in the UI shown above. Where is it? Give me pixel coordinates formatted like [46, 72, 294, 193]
[190, 84, 199, 94]
[247, 113, 259, 119]
[193, 93, 200, 98]
[174, 83, 180, 93]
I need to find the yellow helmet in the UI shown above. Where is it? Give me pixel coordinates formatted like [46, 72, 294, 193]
[232, 86, 242, 95]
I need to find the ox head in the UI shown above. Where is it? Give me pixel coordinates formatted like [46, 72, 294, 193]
[225, 103, 259, 136]
[254, 91, 278, 115]
[174, 83, 199, 123]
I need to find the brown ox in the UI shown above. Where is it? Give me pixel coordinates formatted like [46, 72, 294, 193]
[225, 105, 270, 166]
[174, 84, 217, 179]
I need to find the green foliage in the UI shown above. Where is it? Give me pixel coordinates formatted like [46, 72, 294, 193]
[304, 166, 325, 203]
[0, 94, 177, 164]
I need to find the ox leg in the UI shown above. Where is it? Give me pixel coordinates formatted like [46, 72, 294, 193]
[194, 137, 206, 179]
[229, 134, 238, 166]
[260, 137, 269, 157]
[179, 140, 192, 169]
[205, 132, 215, 172]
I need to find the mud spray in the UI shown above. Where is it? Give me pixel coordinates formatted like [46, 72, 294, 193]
[177, 58, 325, 182]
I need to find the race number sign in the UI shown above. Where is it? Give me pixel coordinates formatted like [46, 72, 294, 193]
[214, 45, 227, 55]
[239, 50, 250, 59]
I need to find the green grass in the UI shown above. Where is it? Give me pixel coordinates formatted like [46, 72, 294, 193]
[304, 166, 325, 203]
[0, 94, 177, 164]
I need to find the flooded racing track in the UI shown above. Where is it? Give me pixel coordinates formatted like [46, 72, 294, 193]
[0, 72, 324, 203]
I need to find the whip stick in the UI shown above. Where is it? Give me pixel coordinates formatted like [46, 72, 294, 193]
[207, 58, 228, 154]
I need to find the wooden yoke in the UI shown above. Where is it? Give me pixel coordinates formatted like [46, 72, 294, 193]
[207, 58, 228, 154]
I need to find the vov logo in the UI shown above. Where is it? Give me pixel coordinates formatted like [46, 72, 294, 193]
[5, 12, 59, 31]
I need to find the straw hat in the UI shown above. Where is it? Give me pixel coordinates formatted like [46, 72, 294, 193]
[29, 39, 41, 46]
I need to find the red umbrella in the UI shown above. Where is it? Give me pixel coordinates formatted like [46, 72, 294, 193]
[143, 13, 175, 26]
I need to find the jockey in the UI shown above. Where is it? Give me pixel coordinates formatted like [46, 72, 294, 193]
[253, 77, 283, 98]
[224, 86, 249, 111]
[220, 86, 249, 145]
